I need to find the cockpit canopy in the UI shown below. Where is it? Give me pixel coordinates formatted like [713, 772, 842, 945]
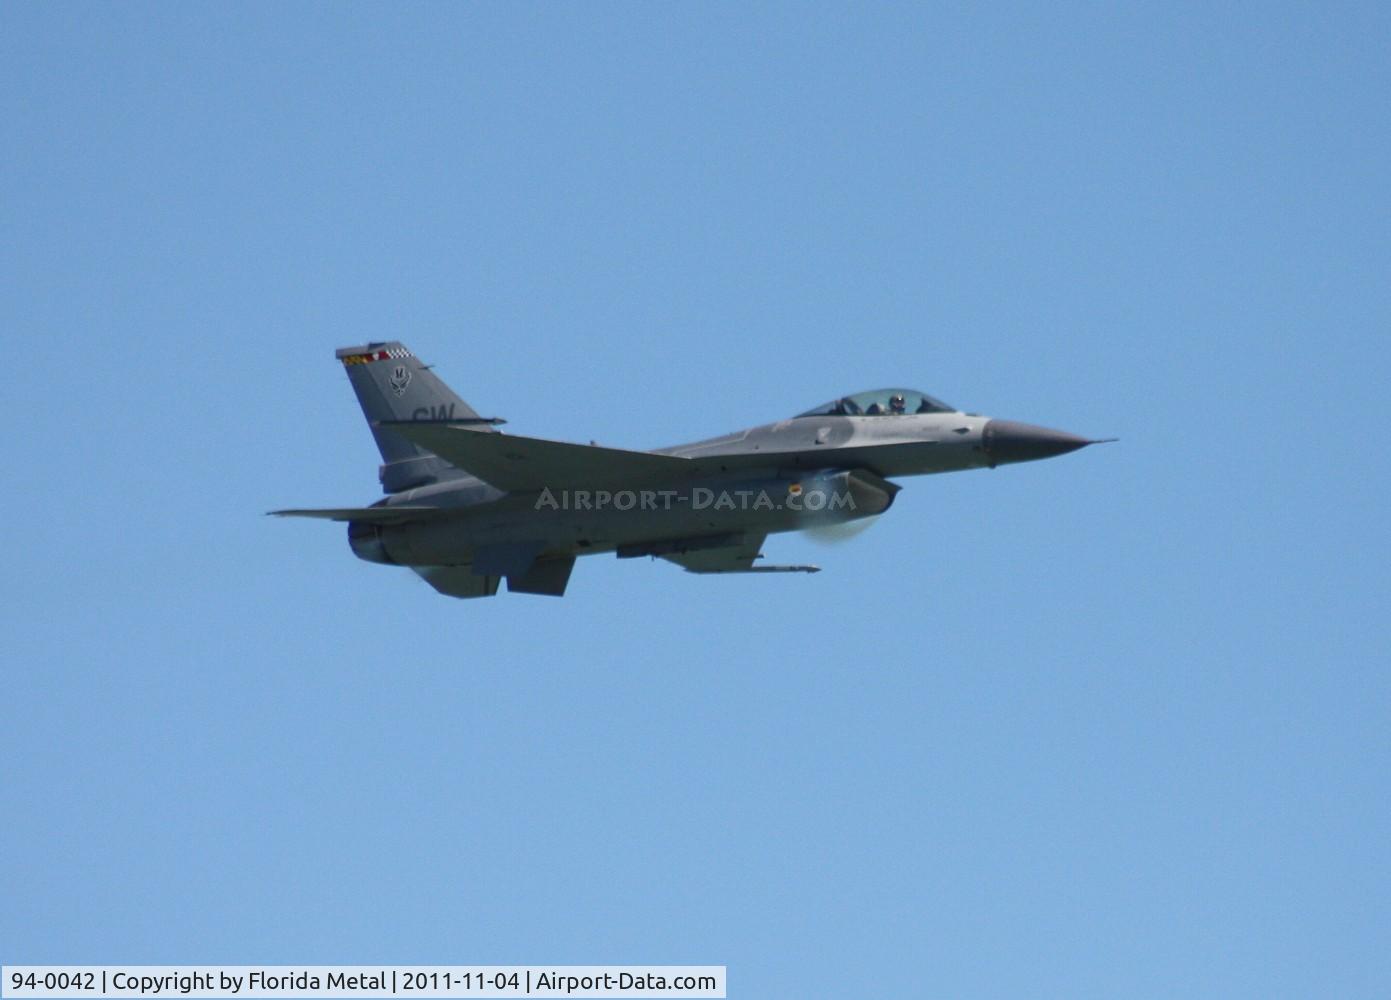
[795, 388, 955, 418]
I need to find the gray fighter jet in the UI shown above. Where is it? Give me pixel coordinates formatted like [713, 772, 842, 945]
[272, 343, 1110, 598]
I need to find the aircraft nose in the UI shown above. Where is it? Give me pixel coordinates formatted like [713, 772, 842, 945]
[984, 419, 1095, 466]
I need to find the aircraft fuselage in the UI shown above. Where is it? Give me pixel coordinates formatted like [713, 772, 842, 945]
[275, 343, 1107, 597]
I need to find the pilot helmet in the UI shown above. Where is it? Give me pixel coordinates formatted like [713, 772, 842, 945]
[889, 393, 906, 413]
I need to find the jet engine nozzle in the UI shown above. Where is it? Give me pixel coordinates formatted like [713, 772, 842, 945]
[348, 521, 396, 565]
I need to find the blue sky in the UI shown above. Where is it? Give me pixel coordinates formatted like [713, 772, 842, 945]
[3, 4, 1388, 997]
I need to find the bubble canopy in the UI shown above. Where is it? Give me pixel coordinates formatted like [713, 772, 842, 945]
[795, 388, 956, 418]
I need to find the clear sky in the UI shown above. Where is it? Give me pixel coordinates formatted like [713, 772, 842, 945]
[3, 4, 1388, 997]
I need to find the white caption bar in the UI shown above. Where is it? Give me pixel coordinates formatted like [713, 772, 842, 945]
[1, 968, 725, 1000]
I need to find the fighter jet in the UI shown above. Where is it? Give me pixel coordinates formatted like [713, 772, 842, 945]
[272, 342, 1110, 598]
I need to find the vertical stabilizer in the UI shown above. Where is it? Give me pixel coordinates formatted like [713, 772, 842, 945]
[336, 342, 495, 492]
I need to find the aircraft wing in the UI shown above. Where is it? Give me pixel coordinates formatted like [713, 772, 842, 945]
[380, 421, 692, 492]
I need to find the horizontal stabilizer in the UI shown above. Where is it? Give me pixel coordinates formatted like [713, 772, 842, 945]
[268, 506, 442, 524]
[378, 421, 692, 492]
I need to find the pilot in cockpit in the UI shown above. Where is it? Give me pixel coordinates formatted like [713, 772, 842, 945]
[888, 393, 907, 414]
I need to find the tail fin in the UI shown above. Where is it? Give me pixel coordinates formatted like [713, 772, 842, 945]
[336, 342, 496, 492]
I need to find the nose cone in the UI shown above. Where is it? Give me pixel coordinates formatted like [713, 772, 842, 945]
[985, 419, 1094, 466]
